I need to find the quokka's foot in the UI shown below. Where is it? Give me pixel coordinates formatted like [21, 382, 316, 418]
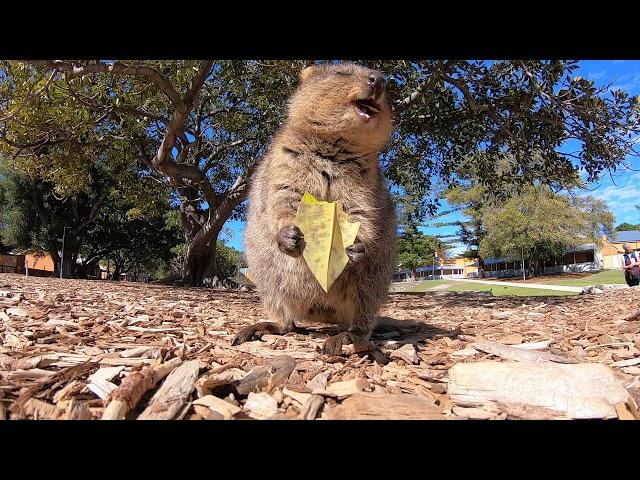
[321, 332, 350, 356]
[231, 322, 290, 346]
[321, 332, 374, 356]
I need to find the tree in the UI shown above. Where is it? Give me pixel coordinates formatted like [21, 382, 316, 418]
[615, 222, 640, 231]
[79, 203, 182, 281]
[0, 60, 307, 286]
[368, 60, 639, 218]
[0, 176, 13, 254]
[396, 214, 446, 281]
[479, 185, 614, 276]
[0, 153, 166, 277]
[215, 241, 243, 280]
[2, 60, 639, 285]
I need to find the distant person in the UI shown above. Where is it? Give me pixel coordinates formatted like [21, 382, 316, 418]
[622, 243, 640, 287]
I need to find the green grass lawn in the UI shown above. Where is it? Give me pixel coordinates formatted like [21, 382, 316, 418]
[448, 283, 576, 296]
[396, 269, 625, 296]
[404, 279, 576, 297]
[537, 269, 625, 287]
[406, 280, 451, 291]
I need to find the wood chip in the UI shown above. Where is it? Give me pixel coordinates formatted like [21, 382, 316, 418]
[283, 387, 311, 407]
[450, 348, 479, 357]
[53, 380, 85, 403]
[192, 395, 241, 420]
[325, 378, 370, 398]
[322, 392, 444, 420]
[298, 394, 325, 420]
[472, 340, 576, 363]
[610, 358, 640, 368]
[614, 401, 637, 420]
[87, 378, 117, 400]
[102, 357, 182, 420]
[22, 399, 61, 420]
[244, 392, 278, 419]
[2, 273, 639, 421]
[88, 366, 124, 384]
[389, 344, 418, 364]
[233, 355, 296, 395]
[65, 398, 92, 420]
[193, 404, 224, 420]
[119, 346, 154, 358]
[448, 361, 629, 419]
[306, 370, 331, 391]
[137, 360, 200, 420]
[512, 340, 552, 350]
[452, 406, 499, 419]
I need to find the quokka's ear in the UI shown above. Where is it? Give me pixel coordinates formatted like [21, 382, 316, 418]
[299, 65, 319, 82]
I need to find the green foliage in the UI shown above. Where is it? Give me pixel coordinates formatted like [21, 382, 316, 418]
[615, 222, 640, 231]
[2, 60, 638, 222]
[215, 241, 243, 279]
[368, 60, 639, 216]
[397, 222, 445, 275]
[0, 152, 173, 278]
[165, 239, 243, 280]
[81, 199, 182, 281]
[2, 60, 639, 283]
[478, 185, 614, 272]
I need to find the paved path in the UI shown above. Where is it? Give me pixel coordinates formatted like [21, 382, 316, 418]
[446, 278, 584, 293]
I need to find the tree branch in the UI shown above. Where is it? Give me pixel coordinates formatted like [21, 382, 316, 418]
[0, 70, 56, 122]
[439, 71, 517, 144]
[201, 139, 247, 173]
[25, 60, 184, 108]
[154, 60, 214, 167]
[392, 61, 452, 114]
[77, 191, 110, 232]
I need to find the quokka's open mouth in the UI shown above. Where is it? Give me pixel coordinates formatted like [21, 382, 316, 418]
[353, 97, 381, 121]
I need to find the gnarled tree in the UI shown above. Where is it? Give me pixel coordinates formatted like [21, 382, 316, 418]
[2, 60, 639, 285]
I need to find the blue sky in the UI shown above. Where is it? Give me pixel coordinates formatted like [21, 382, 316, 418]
[222, 61, 640, 254]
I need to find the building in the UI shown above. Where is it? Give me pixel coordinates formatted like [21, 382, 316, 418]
[0, 250, 55, 276]
[392, 251, 478, 282]
[479, 243, 599, 278]
[600, 231, 640, 269]
[25, 251, 55, 272]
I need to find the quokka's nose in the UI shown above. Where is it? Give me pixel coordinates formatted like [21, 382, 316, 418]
[368, 73, 385, 98]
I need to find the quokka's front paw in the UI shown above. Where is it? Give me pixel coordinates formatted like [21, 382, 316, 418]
[277, 225, 305, 257]
[346, 242, 365, 264]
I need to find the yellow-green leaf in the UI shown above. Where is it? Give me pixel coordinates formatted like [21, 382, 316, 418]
[295, 192, 360, 293]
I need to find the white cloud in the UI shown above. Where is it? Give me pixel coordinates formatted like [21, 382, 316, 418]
[588, 70, 607, 80]
[590, 184, 639, 203]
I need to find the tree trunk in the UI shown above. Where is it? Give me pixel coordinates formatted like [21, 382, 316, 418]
[61, 254, 75, 279]
[50, 244, 77, 278]
[55, 233, 81, 279]
[177, 174, 248, 287]
[77, 263, 88, 279]
[111, 264, 121, 281]
[410, 268, 416, 282]
[181, 240, 221, 287]
[49, 249, 61, 278]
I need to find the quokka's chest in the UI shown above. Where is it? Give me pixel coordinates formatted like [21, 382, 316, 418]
[290, 159, 376, 202]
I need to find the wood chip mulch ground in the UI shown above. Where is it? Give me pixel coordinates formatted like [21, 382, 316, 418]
[1, 273, 639, 420]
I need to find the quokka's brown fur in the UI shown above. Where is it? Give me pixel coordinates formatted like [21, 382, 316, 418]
[237, 62, 397, 348]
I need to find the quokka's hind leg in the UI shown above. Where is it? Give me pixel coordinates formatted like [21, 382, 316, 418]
[346, 317, 376, 353]
[320, 321, 375, 355]
[319, 288, 375, 355]
[231, 321, 292, 345]
[231, 300, 304, 346]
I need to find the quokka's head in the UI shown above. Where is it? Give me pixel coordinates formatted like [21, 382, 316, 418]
[285, 62, 393, 151]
